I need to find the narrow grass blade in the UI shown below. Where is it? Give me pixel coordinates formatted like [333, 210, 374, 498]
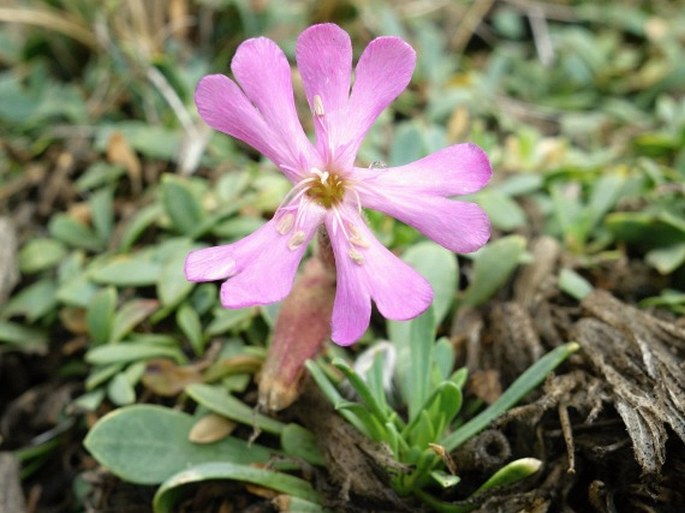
[153, 462, 320, 513]
[442, 342, 579, 451]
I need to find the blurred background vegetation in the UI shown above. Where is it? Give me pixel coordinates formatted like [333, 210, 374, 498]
[1, 0, 684, 512]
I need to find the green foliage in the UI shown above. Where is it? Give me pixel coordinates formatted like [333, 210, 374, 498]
[153, 462, 321, 513]
[185, 383, 286, 434]
[308, 310, 578, 504]
[84, 405, 274, 485]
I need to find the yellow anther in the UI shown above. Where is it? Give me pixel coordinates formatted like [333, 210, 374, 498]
[348, 248, 364, 265]
[348, 224, 369, 248]
[306, 168, 346, 209]
[313, 95, 325, 117]
[276, 213, 295, 235]
[287, 231, 306, 250]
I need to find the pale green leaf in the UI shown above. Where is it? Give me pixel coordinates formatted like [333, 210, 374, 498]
[185, 383, 285, 434]
[18, 238, 67, 274]
[84, 405, 273, 485]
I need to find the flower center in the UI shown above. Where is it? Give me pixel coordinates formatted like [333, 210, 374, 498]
[306, 168, 346, 208]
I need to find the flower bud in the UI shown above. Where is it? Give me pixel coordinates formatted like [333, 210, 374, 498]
[258, 255, 336, 411]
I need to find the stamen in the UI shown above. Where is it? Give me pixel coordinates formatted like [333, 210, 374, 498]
[313, 95, 325, 117]
[348, 248, 364, 265]
[275, 176, 316, 212]
[276, 213, 295, 235]
[348, 223, 369, 248]
[350, 187, 363, 214]
[287, 231, 306, 250]
[307, 167, 346, 208]
[331, 206, 350, 242]
[294, 195, 311, 229]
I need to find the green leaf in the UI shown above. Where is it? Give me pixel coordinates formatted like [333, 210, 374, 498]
[48, 214, 103, 251]
[442, 342, 579, 451]
[157, 241, 195, 307]
[305, 360, 345, 406]
[111, 299, 159, 342]
[185, 383, 285, 435]
[18, 238, 67, 274]
[86, 287, 117, 345]
[584, 172, 625, 237]
[2, 279, 57, 322]
[71, 389, 106, 412]
[305, 359, 375, 436]
[333, 358, 390, 426]
[645, 243, 685, 274]
[430, 470, 461, 489]
[460, 236, 527, 308]
[281, 424, 326, 466]
[75, 162, 126, 192]
[549, 184, 585, 250]
[160, 175, 204, 235]
[86, 342, 185, 366]
[419, 380, 463, 440]
[401, 241, 457, 326]
[176, 303, 204, 356]
[407, 307, 436, 422]
[90, 187, 114, 242]
[189, 283, 218, 316]
[476, 190, 527, 231]
[389, 242, 454, 412]
[472, 457, 541, 495]
[0, 321, 47, 352]
[119, 204, 164, 252]
[558, 268, 594, 301]
[153, 462, 320, 513]
[336, 401, 388, 441]
[402, 392, 456, 474]
[84, 405, 273, 485]
[389, 121, 425, 166]
[107, 372, 136, 406]
[640, 289, 685, 314]
[206, 307, 256, 336]
[494, 174, 543, 196]
[86, 363, 124, 390]
[89, 254, 162, 286]
[363, 348, 392, 414]
[606, 211, 685, 247]
[55, 272, 99, 308]
[433, 338, 456, 381]
[411, 410, 436, 448]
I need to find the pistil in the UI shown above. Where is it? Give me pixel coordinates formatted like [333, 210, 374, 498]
[306, 167, 346, 208]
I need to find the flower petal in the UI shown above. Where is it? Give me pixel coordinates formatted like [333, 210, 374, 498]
[296, 23, 353, 164]
[360, 190, 491, 254]
[296, 23, 352, 116]
[221, 207, 325, 308]
[196, 74, 299, 175]
[334, 36, 416, 165]
[354, 143, 492, 196]
[231, 37, 315, 176]
[327, 209, 433, 345]
[185, 219, 283, 283]
[185, 244, 236, 283]
[185, 204, 325, 309]
[329, 257, 372, 346]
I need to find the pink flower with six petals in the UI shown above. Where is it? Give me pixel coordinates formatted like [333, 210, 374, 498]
[185, 23, 492, 345]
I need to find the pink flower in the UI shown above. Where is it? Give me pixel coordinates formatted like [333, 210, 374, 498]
[185, 23, 492, 346]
